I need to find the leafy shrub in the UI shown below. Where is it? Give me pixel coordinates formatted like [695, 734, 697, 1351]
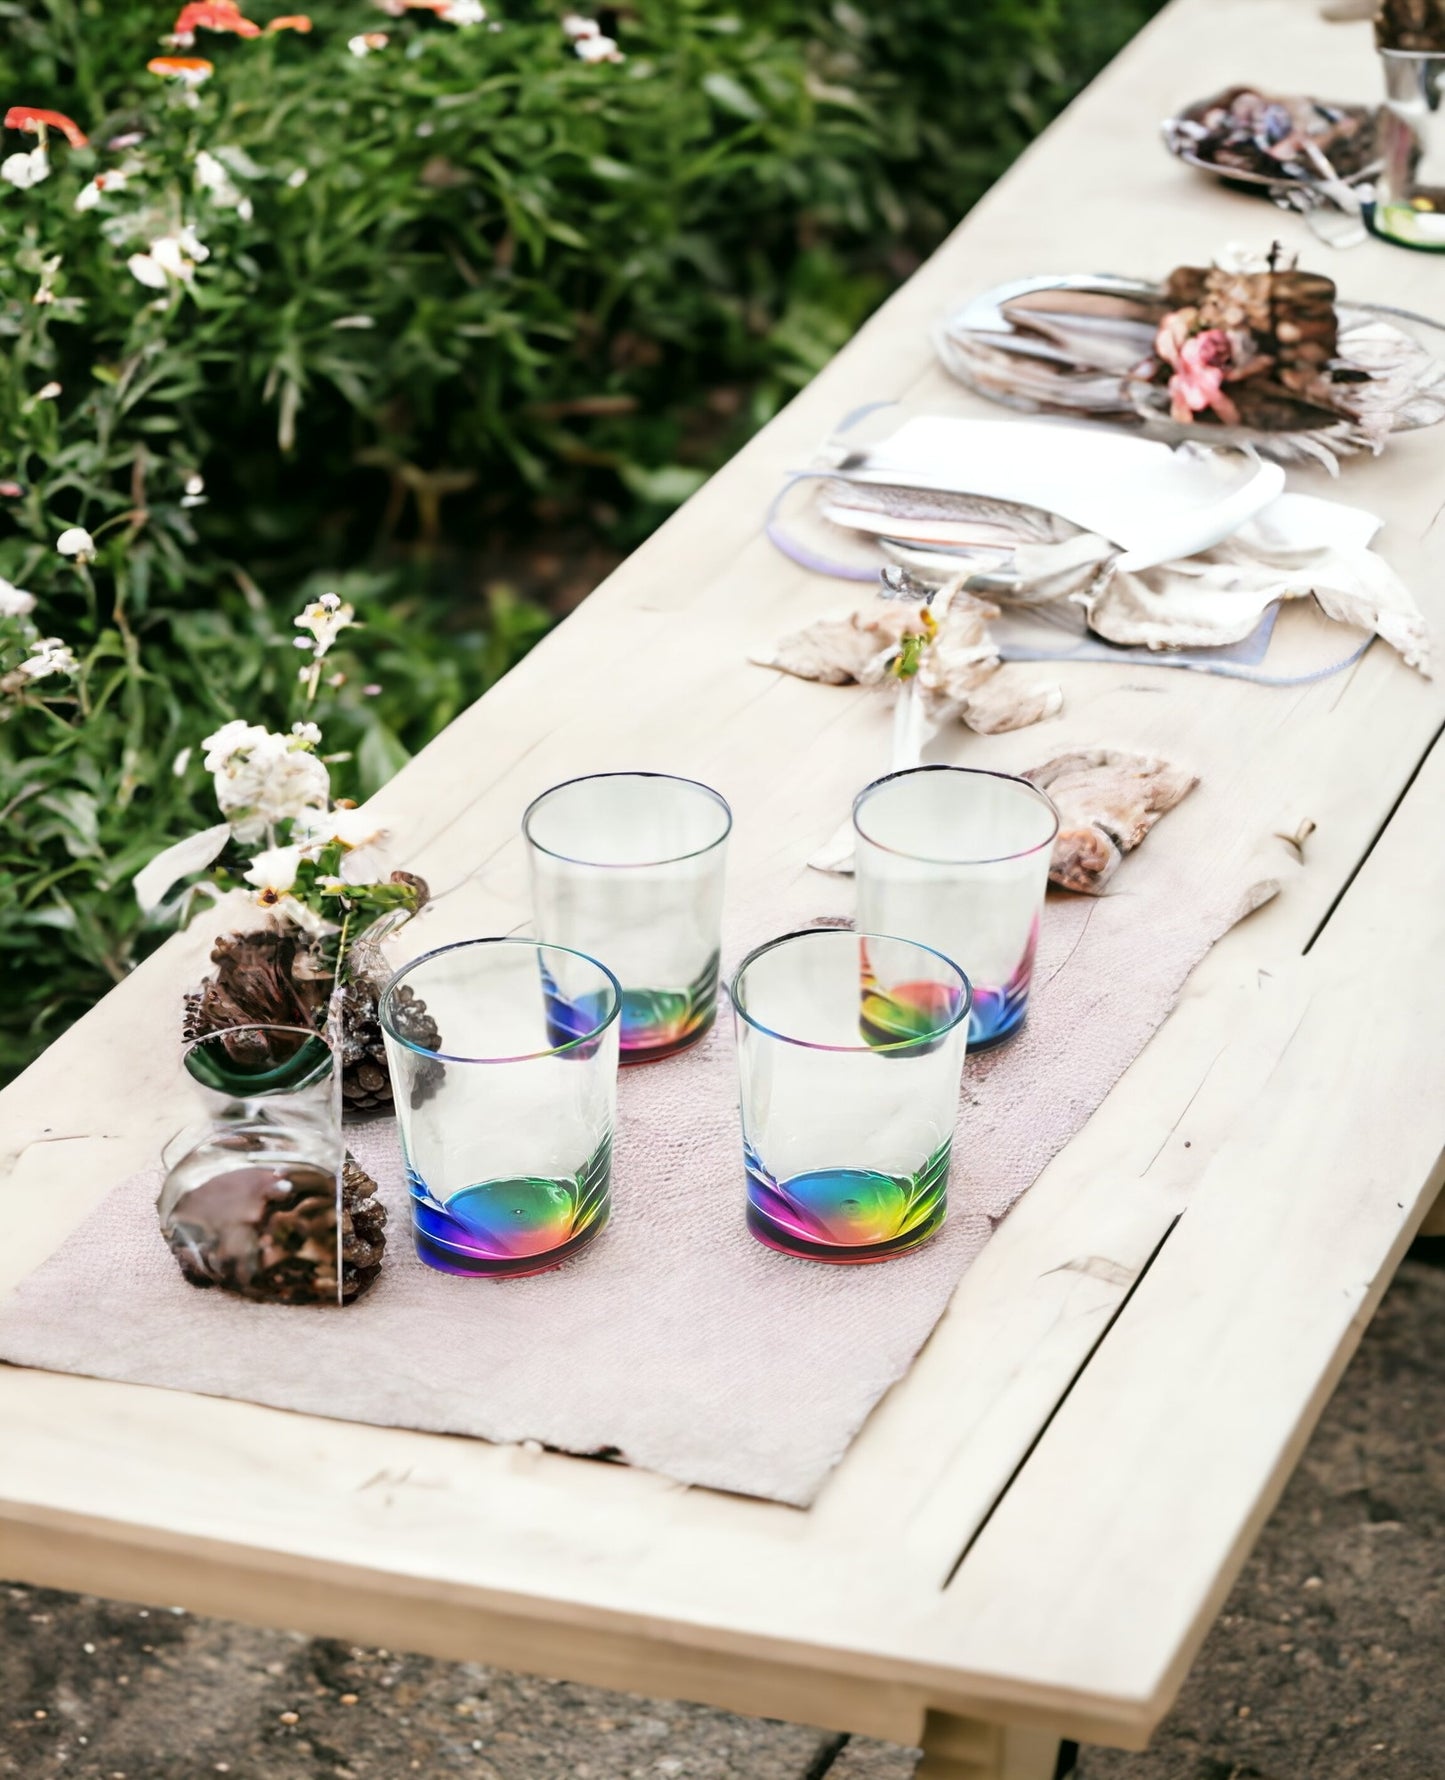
[0, 0, 1159, 1080]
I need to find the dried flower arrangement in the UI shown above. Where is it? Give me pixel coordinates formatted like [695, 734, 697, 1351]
[136, 593, 437, 1116]
[1145, 254, 1346, 432]
[1164, 88, 1378, 188]
[938, 252, 1445, 465]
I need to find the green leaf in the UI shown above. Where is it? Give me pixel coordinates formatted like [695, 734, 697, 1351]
[701, 71, 765, 120]
[356, 722, 412, 799]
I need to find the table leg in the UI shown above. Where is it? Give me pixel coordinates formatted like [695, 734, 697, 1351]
[914, 1710, 1062, 1780]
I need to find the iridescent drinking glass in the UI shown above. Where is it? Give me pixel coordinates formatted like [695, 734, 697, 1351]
[380, 938, 620, 1279]
[853, 766, 1058, 1051]
[523, 771, 731, 1063]
[730, 928, 971, 1264]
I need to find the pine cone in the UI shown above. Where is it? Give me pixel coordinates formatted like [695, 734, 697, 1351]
[340, 1153, 387, 1300]
[183, 929, 331, 1062]
[338, 974, 445, 1117]
[164, 1147, 385, 1305]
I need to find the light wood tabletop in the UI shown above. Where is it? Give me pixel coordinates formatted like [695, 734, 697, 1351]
[2, 2, 1443, 1775]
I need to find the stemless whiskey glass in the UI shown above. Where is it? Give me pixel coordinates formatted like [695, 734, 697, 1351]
[380, 938, 620, 1278]
[730, 928, 971, 1264]
[853, 766, 1058, 1051]
[523, 771, 731, 1063]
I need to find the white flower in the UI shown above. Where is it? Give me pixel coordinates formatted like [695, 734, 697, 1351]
[35, 381, 61, 401]
[181, 470, 207, 508]
[244, 844, 304, 896]
[292, 804, 386, 850]
[2, 147, 50, 190]
[18, 637, 79, 680]
[205, 725, 332, 845]
[32, 253, 61, 307]
[574, 32, 623, 62]
[373, 0, 407, 14]
[56, 526, 96, 561]
[130, 227, 208, 290]
[202, 718, 270, 772]
[439, 0, 486, 21]
[0, 578, 37, 618]
[562, 13, 599, 37]
[348, 31, 388, 55]
[127, 253, 170, 290]
[286, 166, 308, 188]
[267, 894, 334, 937]
[172, 745, 192, 776]
[294, 591, 356, 659]
[194, 149, 252, 220]
[132, 819, 229, 911]
[75, 169, 128, 212]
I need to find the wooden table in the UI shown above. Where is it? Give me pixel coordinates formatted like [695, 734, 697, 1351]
[3, 2, 1443, 1774]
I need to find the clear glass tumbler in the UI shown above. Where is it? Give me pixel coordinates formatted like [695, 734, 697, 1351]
[158, 1021, 363, 1305]
[852, 766, 1058, 1052]
[523, 771, 731, 1063]
[1374, 49, 1445, 251]
[730, 928, 971, 1264]
[380, 938, 621, 1278]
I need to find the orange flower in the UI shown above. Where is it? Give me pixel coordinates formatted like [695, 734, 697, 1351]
[3, 106, 89, 148]
[265, 13, 313, 30]
[171, 0, 261, 41]
[147, 54, 216, 84]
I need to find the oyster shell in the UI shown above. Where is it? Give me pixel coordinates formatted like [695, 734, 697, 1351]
[1023, 750, 1199, 895]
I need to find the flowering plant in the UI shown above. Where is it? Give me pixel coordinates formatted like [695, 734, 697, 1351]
[134, 593, 424, 969]
[0, 0, 1156, 1082]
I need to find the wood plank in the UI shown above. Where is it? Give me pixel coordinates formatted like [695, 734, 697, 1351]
[0, 0, 1441, 1753]
[924, 732, 1445, 1736]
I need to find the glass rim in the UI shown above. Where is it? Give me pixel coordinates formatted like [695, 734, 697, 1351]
[378, 936, 622, 1066]
[852, 765, 1060, 866]
[521, 770, 733, 869]
[180, 1021, 326, 1052]
[729, 926, 973, 1055]
[179, 1021, 335, 1091]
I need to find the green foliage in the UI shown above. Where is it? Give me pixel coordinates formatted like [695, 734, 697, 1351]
[0, 0, 1160, 1080]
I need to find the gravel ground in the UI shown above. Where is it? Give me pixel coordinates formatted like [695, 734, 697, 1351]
[3, 1248, 1440, 1780]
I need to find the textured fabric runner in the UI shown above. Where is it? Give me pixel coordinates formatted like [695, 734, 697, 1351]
[0, 835, 1273, 1506]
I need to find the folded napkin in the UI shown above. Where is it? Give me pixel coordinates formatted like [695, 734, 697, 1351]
[1065, 493, 1430, 673]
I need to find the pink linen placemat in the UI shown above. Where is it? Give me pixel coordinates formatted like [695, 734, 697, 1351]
[0, 839, 1273, 1506]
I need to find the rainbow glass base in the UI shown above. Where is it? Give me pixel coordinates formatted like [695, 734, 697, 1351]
[744, 1141, 948, 1264]
[408, 1138, 610, 1278]
[620, 994, 716, 1064]
[967, 992, 1029, 1051]
[966, 914, 1039, 1051]
[618, 951, 721, 1064]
